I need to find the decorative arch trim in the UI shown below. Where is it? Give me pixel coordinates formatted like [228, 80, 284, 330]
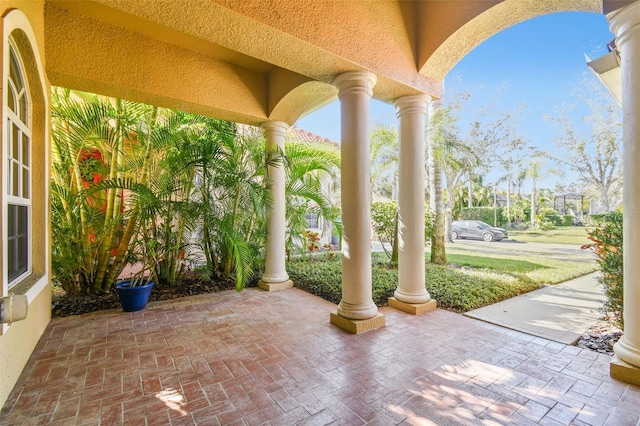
[419, 0, 603, 81]
[1, 8, 49, 302]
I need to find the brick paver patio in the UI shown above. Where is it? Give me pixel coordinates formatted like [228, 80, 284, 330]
[1, 287, 639, 425]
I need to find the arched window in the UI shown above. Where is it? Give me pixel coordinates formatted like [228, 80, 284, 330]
[5, 38, 31, 286]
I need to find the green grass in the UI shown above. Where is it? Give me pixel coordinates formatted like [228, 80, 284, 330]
[508, 226, 591, 246]
[288, 249, 596, 314]
[443, 252, 596, 285]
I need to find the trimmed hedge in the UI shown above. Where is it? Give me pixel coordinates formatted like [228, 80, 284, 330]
[460, 207, 504, 226]
[288, 255, 541, 313]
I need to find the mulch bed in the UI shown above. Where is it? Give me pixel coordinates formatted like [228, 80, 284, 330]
[51, 272, 242, 318]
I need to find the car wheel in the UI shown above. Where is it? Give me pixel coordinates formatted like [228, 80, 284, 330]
[452, 231, 458, 240]
[482, 232, 494, 242]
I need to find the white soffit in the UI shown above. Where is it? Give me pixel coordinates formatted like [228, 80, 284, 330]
[586, 51, 622, 105]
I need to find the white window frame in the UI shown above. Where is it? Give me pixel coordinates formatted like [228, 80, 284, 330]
[3, 37, 31, 289]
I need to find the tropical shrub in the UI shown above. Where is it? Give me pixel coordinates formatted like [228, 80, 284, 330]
[371, 200, 398, 261]
[51, 90, 341, 294]
[51, 89, 168, 294]
[288, 254, 541, 311]
[533, 216, 555, 230]
[283, 141, 341, 257]
[460, 207, 503, 226]
[424, 209, 433, 241]
[584, 211, 624, 328]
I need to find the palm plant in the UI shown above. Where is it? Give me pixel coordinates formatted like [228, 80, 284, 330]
[52, 90, 344, 295]
[283, 141, 341, 255]
[52, 90, 191, 294]
[186, 123, 269, 290]
[51, 89, 159, 294]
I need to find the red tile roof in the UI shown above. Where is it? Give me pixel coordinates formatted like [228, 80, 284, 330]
[237, 124, 338, 148]
[288, 126, 339, 148]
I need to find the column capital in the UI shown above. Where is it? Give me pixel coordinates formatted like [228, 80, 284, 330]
[394, 94, 432, 118]
[333, 71, 377, 99]
[261, 121, 289, 138]
[609, 1, 640, 47]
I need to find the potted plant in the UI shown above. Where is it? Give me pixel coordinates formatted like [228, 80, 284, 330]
[116, 238, 159, 312]
[116, 273, 154, 312]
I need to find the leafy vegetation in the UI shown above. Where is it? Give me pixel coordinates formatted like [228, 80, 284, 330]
[51, 89, 339, 295]
[289, 254, 544, 313]
[371, 200, 433, 263]
[584, 212, 623, 328]
[460, 207, 503, 226]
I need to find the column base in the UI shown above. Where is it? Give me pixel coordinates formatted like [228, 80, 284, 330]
[258, 280, 293, 292]
[330, 312, 385, 334]
[610, 354, 640, 386]
[388, 297, 437, 315]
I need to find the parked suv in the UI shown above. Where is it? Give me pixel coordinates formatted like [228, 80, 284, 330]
[452, 220, 508, 242]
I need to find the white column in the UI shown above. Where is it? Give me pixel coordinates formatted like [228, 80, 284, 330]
[259, 121, 292, 291]
[394, 95, 432, 304]
[334, 71, 378, 320]
[609, 2, 640, 376]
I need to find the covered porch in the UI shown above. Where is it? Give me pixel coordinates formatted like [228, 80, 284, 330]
[3, 0, 640, 414]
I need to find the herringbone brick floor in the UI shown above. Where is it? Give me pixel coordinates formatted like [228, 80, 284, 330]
[1, 287, 639, 425]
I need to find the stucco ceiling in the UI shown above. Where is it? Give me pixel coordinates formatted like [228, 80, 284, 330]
[44, 0, 626, 126]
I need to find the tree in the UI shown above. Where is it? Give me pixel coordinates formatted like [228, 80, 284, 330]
[427, 100, 450, 263]
[431, 90, 528, 240]
[520, 155, 559, 227]
[370, 123, 399, 200]
[547, 74, 622, 212]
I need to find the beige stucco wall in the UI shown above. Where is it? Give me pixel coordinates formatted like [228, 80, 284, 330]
[0, 1, 51, 410]
[0, 277, 51, 407]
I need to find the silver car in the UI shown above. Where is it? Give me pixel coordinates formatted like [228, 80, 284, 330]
[452, 220, 508, 242]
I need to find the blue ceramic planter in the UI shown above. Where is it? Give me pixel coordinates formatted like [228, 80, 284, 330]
[116, 280, 154, 312]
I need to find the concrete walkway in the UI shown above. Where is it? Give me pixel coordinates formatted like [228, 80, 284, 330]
[465, 272, 605, 345]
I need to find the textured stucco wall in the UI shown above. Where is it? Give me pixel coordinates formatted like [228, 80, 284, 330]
[0, 278, 51, 408]
[0, 1, 52, 410]
[45, 0, 614, 123]
[45, 4, 270, 125]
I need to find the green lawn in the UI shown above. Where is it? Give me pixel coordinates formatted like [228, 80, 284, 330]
[442, 252, 596, 285]
[508, 226, 591, 246]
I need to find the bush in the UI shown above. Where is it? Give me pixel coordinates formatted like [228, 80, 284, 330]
[584, 211, 623, 328]
[583, 214, 606, 227]
[562, 215, 574, 226]
[425, 209, 433, 241]
[544, 212, 563, 226]
[533, 216, 555, 230]
[288, 254, 541, 312]
[460, 207, 503, 226]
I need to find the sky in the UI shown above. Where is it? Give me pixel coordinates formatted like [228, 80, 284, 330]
[295, 11, 616, 191]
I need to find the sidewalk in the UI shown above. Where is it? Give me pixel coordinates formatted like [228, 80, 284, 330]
[465, 272, 604, 344]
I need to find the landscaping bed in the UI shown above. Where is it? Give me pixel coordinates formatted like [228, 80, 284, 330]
[288, 254, 542, 313]
[52, 271, 243, 318]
